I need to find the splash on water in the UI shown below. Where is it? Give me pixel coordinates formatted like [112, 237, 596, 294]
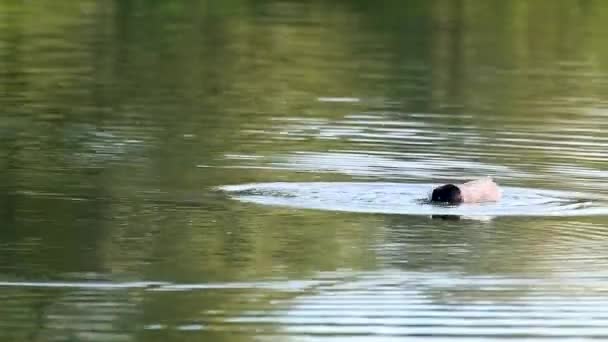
[220, 182, 608, 217]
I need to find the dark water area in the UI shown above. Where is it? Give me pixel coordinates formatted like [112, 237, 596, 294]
[2, 0, 608, 341]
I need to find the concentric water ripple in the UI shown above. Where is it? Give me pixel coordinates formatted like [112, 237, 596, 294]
[221, 182, 608, 217]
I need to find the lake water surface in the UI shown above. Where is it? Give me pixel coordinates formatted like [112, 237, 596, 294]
[2, 1, 608, 341]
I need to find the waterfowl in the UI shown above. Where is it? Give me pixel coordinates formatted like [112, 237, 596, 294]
[431, 178, 501, 204]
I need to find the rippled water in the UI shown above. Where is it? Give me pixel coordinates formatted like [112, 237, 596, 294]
[2, 1, 608, 341]
[221, 182, 608, 217]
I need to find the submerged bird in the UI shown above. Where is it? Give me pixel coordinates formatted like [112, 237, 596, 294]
[431, 178, 501, 204]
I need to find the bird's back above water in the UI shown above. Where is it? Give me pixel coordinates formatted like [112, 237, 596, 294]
[431, 178, 501, 204]
[457, 178, 501, 203]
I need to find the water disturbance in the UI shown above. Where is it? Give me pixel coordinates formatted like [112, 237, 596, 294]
[221, 182, 608, 217]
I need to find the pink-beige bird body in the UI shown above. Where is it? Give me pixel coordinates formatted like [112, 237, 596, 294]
[457, 178, 501, 203]
[431, 178, 501, 204]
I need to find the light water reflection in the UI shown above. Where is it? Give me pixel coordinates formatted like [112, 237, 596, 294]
[2, 0, 608, 341]
[221, 182, 608, 217]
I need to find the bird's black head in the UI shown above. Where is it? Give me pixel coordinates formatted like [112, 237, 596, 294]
[431, 184, 463, 204]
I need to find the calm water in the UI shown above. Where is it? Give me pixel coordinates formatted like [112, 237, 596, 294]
[2, 1, 608, 341]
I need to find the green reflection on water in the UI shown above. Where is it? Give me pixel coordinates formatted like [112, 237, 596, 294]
[2, 0, 608, 340]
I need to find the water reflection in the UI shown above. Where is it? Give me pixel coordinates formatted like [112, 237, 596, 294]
[221, 182, 608, 217]
[2, 0, 608, 341]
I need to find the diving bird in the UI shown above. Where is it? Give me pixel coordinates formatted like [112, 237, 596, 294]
[431, 178, 501, 204]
